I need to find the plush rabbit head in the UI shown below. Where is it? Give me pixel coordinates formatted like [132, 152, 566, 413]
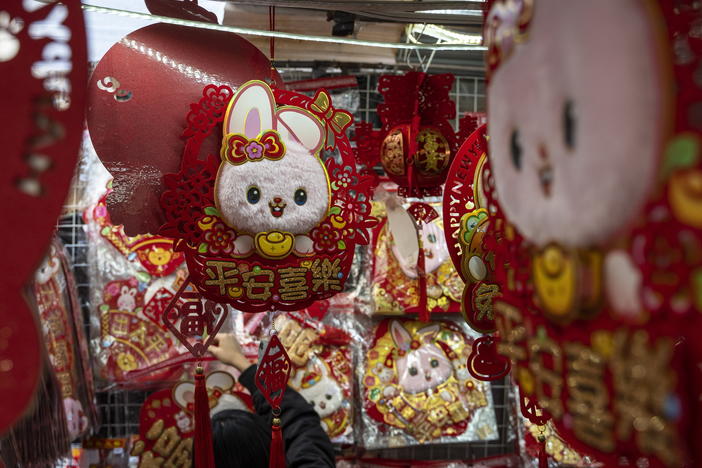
[390, 321, 452, 394]
[215, 81, 329, 238]
[292, 356, 343, 418]
[487, 0, 667, 249]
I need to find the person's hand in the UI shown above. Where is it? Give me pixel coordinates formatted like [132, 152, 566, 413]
[209, 333, 251, 371]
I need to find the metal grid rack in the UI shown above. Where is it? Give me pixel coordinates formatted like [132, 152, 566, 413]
[56, 70, 517, 462]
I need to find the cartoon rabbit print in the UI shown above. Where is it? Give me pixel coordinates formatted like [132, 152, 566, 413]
[215, 81, 328, 258]
[390, 321, 453, 401]
[487, 0, 668, 319]
[292, 356, 344, 421]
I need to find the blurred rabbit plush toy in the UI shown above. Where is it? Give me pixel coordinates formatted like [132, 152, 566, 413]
[464, 0, 702, 466]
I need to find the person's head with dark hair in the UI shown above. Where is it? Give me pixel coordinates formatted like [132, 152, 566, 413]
[211, 409, 271, 468]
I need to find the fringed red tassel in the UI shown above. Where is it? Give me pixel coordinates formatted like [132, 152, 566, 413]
[538, 437, 549, 468]
[416, 238, 429, 322]
[269, 412, 286, 468]
[194, 366, 215, 468]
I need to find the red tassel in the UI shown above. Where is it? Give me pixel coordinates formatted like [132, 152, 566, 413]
[417, 238, 429, 322]
[538, 443, 549, 468]
[269, 414, 286, 468]
[194, 366, 215, 468]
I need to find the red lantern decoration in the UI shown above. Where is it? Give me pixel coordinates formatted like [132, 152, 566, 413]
[355, 72, 462, 197]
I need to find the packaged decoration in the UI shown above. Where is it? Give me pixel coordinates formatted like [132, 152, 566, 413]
[32, 239, 97, 440]
[371, 199, 463, 316]
[482, 0, 702, 465]
[85, 191, 191, 388]
[360, 318, 497, 448]
[273, 313, 354, 444]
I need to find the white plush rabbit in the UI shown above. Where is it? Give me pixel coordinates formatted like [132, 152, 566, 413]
[389, 321, 452, 397]
[292, 356, 343, 419]
[487, 0, 666, 319]
[215, 81, 329, 258]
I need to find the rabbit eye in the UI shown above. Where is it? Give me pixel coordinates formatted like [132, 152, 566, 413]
[510, 129, 522, 170]
[294, 188, 307, 206]
[247, 186, 261, 204]
[309, 400, 315, 407]
[430, 359, 439, 368]
[427, 234, 436, 243]
[326, 394, 332, 400]
[409, 367, 418, 376]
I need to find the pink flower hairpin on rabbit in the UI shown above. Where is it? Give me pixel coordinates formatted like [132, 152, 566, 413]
[214, 81, 329, 260]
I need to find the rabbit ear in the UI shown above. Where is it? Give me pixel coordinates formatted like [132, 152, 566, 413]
[206, 371, 235, 391]
[417, 324, 441, 341]
[276, 108, 324, 154]
[390, 321, 412, 351]
[224, 81, 275, 138]
[174, 382, 196, 409]
[318, 360, 330, 379]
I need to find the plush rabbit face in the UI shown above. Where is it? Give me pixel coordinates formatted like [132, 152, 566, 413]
[294, 357, 343, 418]
[487, 0, 665, 248]
[390, 321, 452, 394]
[215, 81, 329, 236]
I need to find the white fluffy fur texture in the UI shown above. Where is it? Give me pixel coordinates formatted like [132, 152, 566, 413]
[216, 138, 329, 235]
[487, 0, 666, 248]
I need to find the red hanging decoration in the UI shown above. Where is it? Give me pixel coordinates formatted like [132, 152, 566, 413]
[159, 279, 227, 467]
[158, 81, 375, 313]
[538, 442, 549, 468]
[194, 366, 215, 468]
[467, 336, 510, 381]
[86, 24, 283, 236]
[255, 334, 292, 468]
[354, 71, 458, 197]
[441, 124, 501, 334]
[0, 0, 87, 434]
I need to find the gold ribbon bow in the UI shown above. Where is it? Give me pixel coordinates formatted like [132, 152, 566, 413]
[308, 89, 353, 136]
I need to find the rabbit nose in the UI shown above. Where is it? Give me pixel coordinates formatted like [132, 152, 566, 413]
[319, 401, 326, 410]
[273, 197, 282, 204]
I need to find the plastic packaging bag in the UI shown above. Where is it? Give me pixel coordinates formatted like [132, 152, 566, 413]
[358, 317, 498, 448]
[370, 198, 463, 316]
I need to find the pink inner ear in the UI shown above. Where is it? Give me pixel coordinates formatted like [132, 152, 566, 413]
[184, 391, 194, 403]
[245, 108, 261, 138]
